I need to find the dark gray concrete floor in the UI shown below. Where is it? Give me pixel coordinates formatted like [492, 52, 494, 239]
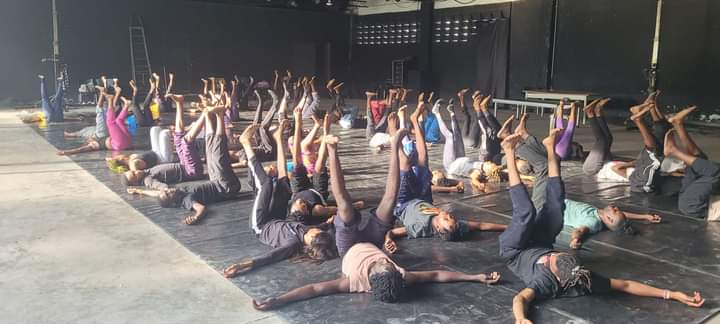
[24, 102, 720, 323]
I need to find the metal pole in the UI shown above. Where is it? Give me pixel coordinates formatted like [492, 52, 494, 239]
[52, 0, 60, 91]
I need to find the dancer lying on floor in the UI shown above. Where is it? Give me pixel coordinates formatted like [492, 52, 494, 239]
[250, 130, 501, 310]
[121, 95, 205, 189]
[127, 102, 241, 225]
[58, 82, 132, 154]
[221, 122, 338, 278]
[429, 97, 512, 193]
[230, 88, 282, 167]
[38, 73, 72, 123]
[499, 129, 704, 324]
[384, 97, 506, 253]
[564, 199, 662, 249]
[662, 107, 720, 217]
[58, 83, 110, 155]
[288, 93, 322, 175]
[288, 111, 364, 225]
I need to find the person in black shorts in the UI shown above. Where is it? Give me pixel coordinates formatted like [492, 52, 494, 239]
[127, 100, 241, 225]
[627, 99, 668, 193]
[499, 128, 705, 324]
[222, 122, 338, 278]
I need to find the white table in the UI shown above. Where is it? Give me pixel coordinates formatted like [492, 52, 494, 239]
[524, 90, 601, 124]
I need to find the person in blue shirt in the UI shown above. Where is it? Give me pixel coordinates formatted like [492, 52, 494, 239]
[563, 199, 662, 250]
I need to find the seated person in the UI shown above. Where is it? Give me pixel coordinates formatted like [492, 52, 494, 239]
[222, 122, 337, 278]
[127, 101, 241, 225]
[121, 95, 205, 189]
[564, 199, 662, 249]
[248, 129, 501, 310]
[499, 128, 704, 324]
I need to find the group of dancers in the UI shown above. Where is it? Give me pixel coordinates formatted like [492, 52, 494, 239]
[37, 70, 715, 323]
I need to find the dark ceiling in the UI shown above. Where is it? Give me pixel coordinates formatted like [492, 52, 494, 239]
[185, 0, 364, 12]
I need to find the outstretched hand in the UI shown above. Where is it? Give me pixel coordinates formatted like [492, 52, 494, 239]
[384, 237, 398, 254]
[223, 259, 253, 278]
[252, 298, 278, 311]
[646, 214, 662, 223]
[476, 271, 501, 284]
[673, 291, 705, 308]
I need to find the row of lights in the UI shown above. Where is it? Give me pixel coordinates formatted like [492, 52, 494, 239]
[356, 16, 493, 46]
[355, 22, 420, 45]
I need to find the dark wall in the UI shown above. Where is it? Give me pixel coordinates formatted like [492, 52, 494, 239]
[507, 0, 553, 99]
[350, 4, 509, 99]
[552, 0, 657, 100]
[0, 0, 350, 103]
[658, 0, 720, 112]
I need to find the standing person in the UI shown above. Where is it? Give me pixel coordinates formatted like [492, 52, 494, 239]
[499, 129, 704, 324]
[222, 122, 338, 277]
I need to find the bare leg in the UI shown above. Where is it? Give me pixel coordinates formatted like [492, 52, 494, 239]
[629, 104, 656, 150]
[668, 106, 702, 156]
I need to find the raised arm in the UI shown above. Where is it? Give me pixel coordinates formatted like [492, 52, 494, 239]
[252, 278, 350, 311]
[610, 279, 704, 307]
[512, 288, 536, 324]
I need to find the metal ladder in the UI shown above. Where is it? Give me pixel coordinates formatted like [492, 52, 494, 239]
[129, 16, 152, 93]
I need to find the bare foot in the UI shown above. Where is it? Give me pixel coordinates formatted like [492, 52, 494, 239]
[57, 150, 66, 156]
[480, 95, 492, 111]
[119, 96, 131, 106]
[501, 133, 523, 152]
[325, 78, 335, 90]
[457, 88, 469, 98]
[542, 128, 563, 151]
[365, 91, 377, 98]
[333, 82, 344, 94]
[471, 90, 481, 101]
[663, 129, 677, 158]
[240, 124, 261, 147]
[387, 112, 399, 136]
[629, 104, 651, 121]
[583, 99, 599, 118]
[498, 114, 515, 140]
[352, 201, 365, 209]
[668, 106, 697, 125]
[514, 113, 529, 138]
[595, 98, 610, 116]
[324, 134, 340, 146]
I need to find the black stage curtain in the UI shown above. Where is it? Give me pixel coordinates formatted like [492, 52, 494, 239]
[658, 0, 720, 112]
[552, 0, 657, 100]
[507, 0, 553, 99]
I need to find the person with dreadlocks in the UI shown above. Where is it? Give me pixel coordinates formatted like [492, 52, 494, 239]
[222, 122, 338, 278]
[384, 94, 507, 253]
[499, 128, 705, 324]
[249, 129, 501, 310]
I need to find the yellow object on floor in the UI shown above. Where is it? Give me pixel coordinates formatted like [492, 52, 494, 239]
[150, 102, 160, 120]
